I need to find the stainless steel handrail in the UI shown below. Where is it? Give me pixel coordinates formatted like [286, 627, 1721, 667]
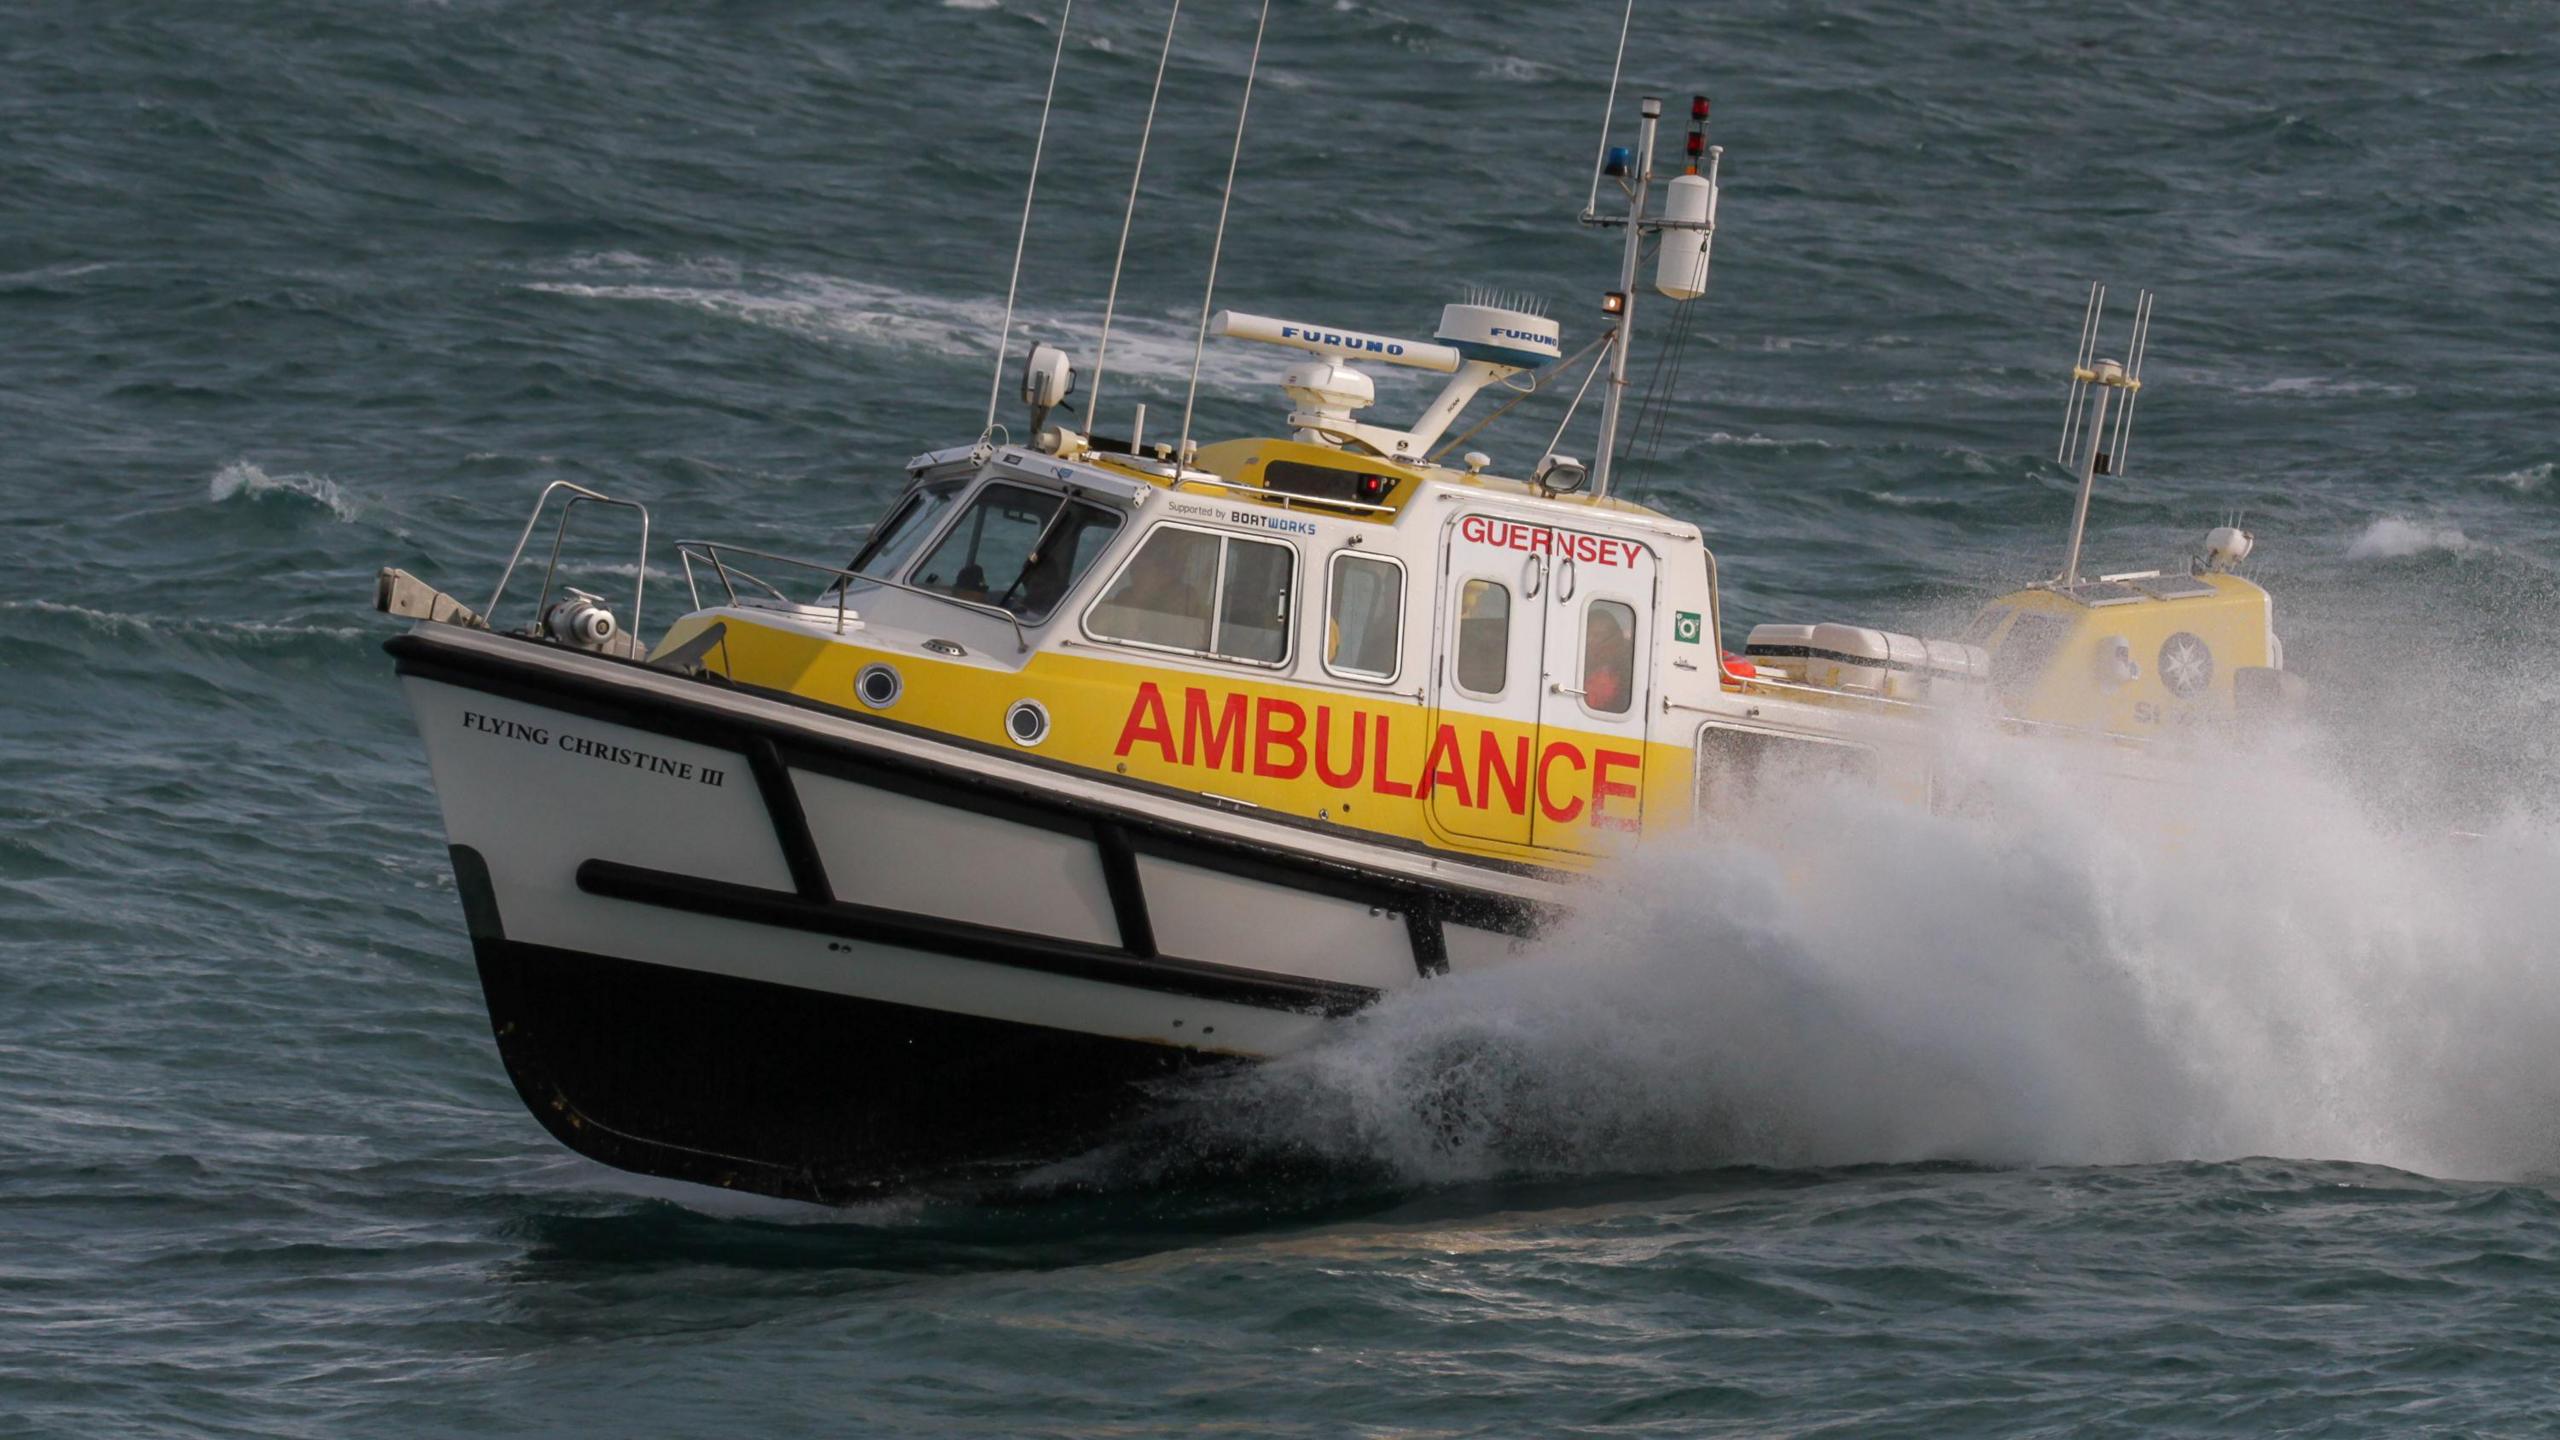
[1671, 674, 2154, 746]
[486, 480, 651, 639]
[674, 539, 1030, 653]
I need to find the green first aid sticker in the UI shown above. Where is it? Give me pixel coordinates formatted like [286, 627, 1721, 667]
[1674, 611, 1703, 645]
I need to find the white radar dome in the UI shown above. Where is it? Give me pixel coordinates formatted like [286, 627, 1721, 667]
[1435, 303, 1560, 373]
[1655, 172, 1717, 300]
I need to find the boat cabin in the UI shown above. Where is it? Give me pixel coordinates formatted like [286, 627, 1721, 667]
[638, 297, 2283, 868]
[650, 434, 2276, 872]
[654, 430, 1727, 866]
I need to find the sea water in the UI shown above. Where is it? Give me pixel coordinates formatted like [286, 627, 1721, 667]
[5, 2, 2559, 1434]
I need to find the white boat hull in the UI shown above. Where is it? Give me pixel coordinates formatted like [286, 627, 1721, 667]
[391, 624, 1563, 1199]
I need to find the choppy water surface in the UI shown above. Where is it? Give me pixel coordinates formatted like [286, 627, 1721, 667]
[5, 1, 2559, 1434]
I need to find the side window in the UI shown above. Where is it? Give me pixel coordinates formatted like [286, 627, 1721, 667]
[1455, 579, 1510, 695]
[1086, 526, 1296, 665]
[848, 478, 965, 579]
[1990, 611, 2072, 706]
[1582, 600, 1636, 714]
[907, 482, 1123, 621]
[1089, 527, 1219, 651]
[1217, 538, 1294, 663]
[1696, 726, 1874, 816]
[1325, 553, 1404, 680]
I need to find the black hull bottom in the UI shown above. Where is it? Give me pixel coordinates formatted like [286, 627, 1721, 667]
[474, 935, 1225, 1203]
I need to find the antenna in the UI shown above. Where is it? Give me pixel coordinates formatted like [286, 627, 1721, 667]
[2054, 283, 2155, 586]
[981, 0, 1075, 444]
[1087, 0, 1184, 423]
[2108, 289, 2154, 473]
[2056, 282, 2103, 466]
[1177, 0, 1276, 465]
[1581, 0, 1637, 219]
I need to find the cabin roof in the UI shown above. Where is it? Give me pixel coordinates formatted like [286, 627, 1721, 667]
[1082, 435, 1685, 531]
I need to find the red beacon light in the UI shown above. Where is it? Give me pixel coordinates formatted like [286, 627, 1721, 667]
[1692, 94, 1710, 120]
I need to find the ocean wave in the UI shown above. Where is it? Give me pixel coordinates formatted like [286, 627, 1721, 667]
[2346, 515, 2473, 560]
[1867, 489, 1962, 509]
[2232, 375, 2419, 399]
[207, 460, 360, 523]
[0, 600, 370, 649]
[2494, 462, 2552, 493]
[1702, 430, 1835, 451]
[525, 254, 1370, 398]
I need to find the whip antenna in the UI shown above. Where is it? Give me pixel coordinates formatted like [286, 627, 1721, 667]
[2056, 282, 2104, 466]
[1582, 0, 1636, 219]
[1177, 0, 1275, 465]
[1088, 0, 1184, 423]
[982, 0, 1075, 444]
[2108, 288, 2155, 472]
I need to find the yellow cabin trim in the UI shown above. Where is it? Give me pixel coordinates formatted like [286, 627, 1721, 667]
[652, 613, 1695, 869]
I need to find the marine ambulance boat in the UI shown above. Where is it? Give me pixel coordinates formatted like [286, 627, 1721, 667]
[377, 85, 2297, 1201]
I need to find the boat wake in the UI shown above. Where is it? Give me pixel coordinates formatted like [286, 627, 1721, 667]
[1065, 713, 2560, 1192]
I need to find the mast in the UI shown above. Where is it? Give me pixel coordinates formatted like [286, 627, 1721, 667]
[1590, 97, 1659, 501]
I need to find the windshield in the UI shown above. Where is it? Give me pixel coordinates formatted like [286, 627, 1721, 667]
[847, 479, 965, 580]
[908, 482, 1124, 622]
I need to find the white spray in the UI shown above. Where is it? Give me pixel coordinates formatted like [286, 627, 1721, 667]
[1131, 705, 2560, 1187]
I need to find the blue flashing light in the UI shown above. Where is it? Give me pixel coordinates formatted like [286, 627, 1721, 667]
[1602, 146, 1632, 177]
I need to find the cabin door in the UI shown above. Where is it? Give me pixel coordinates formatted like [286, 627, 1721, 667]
[1530, 528, 1656, 848]
[1429, 514, 1550, 847]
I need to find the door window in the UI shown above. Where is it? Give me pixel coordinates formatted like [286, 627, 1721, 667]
[1581, 600, 1636, 714]
[1454, 580, 1511, 695]
[1325, 553, 1404, 680]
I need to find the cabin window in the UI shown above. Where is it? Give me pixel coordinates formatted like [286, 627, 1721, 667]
[1325, 552, 1404, 680]
[1218, 537, 1295, 663]
[849, 478, 965, 579]
[1991, 611, 2073, 706]
[1582, 600, 1637, 714]
[1454, 579, 1511, 695]
[1086, 524, 1297, 665]
[1696, 725, 1875, 816]
[906, 482, 1124, 621]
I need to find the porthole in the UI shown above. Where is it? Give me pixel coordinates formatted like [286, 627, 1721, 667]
[855, 663, 903, 709]
[1004, 699, 1051, 747]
